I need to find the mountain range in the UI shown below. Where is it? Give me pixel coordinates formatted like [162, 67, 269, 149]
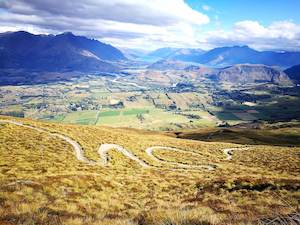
[146, 46, 300, 68]
[1, 31, 300, 85]
[0, 31, 125, 73]
[2, 31, 300, 72]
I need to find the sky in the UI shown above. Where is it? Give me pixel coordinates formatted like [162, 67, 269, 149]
[0, 0, 299, 51]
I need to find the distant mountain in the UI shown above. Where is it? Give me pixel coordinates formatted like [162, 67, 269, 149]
[284, 64, 300, 84]
[120, 48, 149, 60]
[168, 48, 206, 62]
[143, 47, 180, 61]
[194, 46, 300, 68]
[0, 31, 126, 73]
[147, 60, 188, 70]
[216, 64, 293, 85]
[147, 46, 300, 68]
[144, 47, 205, 62]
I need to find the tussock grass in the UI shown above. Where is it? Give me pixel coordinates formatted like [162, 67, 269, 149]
[0, 115, 299, 224]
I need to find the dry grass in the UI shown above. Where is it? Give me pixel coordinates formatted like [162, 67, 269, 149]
[0, 115, 299, 224]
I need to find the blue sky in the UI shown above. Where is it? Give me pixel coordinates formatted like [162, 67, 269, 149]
[187, 0, 300, 29]
[0, 0, 299, 51]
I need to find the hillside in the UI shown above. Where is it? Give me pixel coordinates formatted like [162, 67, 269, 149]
[174, 121, 300, 146]
[0, 31, 125, 76]
[285, 64, 300, 84]
[216, 64, 292, 85]
[0, 116, 299, 225]
[147, 62, 293, 85]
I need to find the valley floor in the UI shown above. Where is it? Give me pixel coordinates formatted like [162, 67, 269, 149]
[1, 72, 300, 131]
[0, 116, 299, 225]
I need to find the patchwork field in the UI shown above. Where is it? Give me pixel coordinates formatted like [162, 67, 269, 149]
[1, 73, 300, 131]
[63, 110, 99, 125]
[0, 116, 299, 225]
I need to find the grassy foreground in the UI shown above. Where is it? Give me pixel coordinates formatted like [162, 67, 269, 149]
[0, 115, 299, 225]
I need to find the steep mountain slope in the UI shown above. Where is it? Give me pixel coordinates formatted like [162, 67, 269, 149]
[0, 31, 125, 72]
[284, 64, 300, 84]
[216, 64, 292, 85]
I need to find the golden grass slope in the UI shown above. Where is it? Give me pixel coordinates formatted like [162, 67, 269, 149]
[0, 115, 299, 225]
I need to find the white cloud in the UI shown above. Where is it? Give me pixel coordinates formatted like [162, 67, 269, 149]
[234, 20, 267, 37]
[0, 0, 209, 50]
[202, 20, 300, 51]
[1, 0, 209, 26]
[0, 1, 299, 51]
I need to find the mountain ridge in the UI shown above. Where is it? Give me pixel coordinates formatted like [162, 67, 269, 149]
[0, 31, 126, 73]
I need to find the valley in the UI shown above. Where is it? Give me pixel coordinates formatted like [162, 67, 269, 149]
[0, 29, 300, 225]
[1, 65, 300, 131]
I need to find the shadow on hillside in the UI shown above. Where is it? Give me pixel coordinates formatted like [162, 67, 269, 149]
[175, 128, 300, 147]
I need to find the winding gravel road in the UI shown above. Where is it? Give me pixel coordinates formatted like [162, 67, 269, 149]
[0, 119, 251, 170]
[98, 144, 150, 168]
[223, 147, 250, 160]
[145, 146, 215, 170]
[0, 119, 95, 164]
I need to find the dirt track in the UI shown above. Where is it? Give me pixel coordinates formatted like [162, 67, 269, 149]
[1, 119, 251, 170]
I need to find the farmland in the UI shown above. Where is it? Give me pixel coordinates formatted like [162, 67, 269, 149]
[1, 69, 300, 131]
